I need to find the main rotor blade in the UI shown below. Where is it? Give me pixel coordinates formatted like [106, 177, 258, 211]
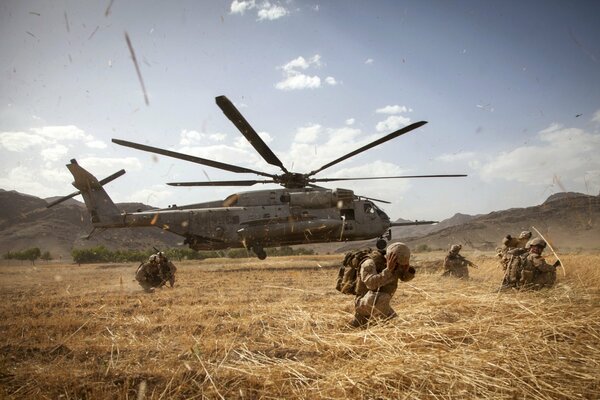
[308, 121, 428, 176]
[216, 95, 288, 172]
[112, 138, 274, 178]
[361, 196, 391, 204]
[167, 179, 274, 187]
[310, 174, 467, 183]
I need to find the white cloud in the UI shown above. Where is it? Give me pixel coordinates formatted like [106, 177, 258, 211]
[180, 129, 227, 146]
[345, 118, 355, 126]
[477, 125, 600, 185]
[0, 131, 49, 151]
[79, 157, 143, 175]
[126, 185, 173, 205]
[591, 109, 600, 125]
[365, 58, 374, 65]
[0, 125, 104, 153]
[40, 144, 69, 162]
[294, 124, 321, 143]
[376, 105, 410, 114]
[180, 129, 203, 146]
[437, 152, 476, 162]
[257, 3, 289, 20]
[85, 140, 107, 149]
[276, 54, 334, 91]
[31, 125, 92, 141]
[230, 0, 289, 21]
[0, 166, 67, 198]
[230, 0, 256, 14]
[276, 74, 321, 90]
[281, 55, 321, 73]
[324, 76, 337, 86]
[375, 115, 411, 132]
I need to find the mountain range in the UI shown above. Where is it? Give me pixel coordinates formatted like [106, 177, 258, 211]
[1, 189, 598, 259]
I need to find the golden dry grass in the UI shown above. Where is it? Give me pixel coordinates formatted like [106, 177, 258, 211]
[0, 252, 599, 399]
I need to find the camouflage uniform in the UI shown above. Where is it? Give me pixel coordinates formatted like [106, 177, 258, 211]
[135, 253, 177, 292]
[352, 243, 415, 327]
[504, 237, 558, 290]
[157, 253, 177, 287]
[498, 231, 532, 271]
[442, 245, 472, 279]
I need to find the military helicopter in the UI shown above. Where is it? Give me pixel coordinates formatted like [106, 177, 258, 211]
[48, 95, 466, 259]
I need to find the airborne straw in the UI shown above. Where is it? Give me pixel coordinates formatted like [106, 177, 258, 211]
[532, 225, 566, 277]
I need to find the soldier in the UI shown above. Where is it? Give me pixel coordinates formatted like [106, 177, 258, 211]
[441, 244, 477, 279]
[518, 237, 560, 289]
[502, 231, 532, 250]
[350, 242, 416, 328]
[497, 231, 532, 273]
[135, 252, 177, 292]
[156, 252, 177, 287]
[503, 237, 560, 290]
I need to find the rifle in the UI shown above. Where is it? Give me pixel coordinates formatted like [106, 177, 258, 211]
[458, 255, 479, 269]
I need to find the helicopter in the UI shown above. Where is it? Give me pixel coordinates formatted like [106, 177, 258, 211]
[48, 95, 466, 259]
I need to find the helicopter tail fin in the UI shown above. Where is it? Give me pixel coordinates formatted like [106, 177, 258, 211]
[48, 159, 124, 226]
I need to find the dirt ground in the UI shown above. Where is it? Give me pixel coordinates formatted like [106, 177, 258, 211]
[0, 252, 599, 399]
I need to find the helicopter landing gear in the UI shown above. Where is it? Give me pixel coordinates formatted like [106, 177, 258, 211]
[252, 245, 267, 260]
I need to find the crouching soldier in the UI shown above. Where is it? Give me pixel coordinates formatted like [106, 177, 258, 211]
[351, 242, 416, 327]
[135, 252, 177, 292]
[518, 238, 559, 289]
[503, 237, 560, 290]
[442, 244, 477, 279]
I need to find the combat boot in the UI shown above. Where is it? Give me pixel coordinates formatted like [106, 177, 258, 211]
[349, 314, 369, 328]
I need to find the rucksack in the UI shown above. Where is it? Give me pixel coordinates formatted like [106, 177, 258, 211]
[506, 248, 529, 286]
[336, 248, 384, 295]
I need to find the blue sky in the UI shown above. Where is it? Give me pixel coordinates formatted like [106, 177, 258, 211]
[1, 0, 599, 221]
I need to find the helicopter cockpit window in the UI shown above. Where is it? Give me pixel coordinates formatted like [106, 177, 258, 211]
[364, 203, 375, 214]
[371, 202, 386, 217]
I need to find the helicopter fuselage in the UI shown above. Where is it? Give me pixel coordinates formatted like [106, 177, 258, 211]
[103, 187, 391, 252]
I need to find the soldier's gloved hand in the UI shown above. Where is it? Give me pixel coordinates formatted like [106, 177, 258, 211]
[553, 260, 561, 268]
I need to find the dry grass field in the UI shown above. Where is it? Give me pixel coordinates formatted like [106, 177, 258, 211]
[1, 252, 599, 399]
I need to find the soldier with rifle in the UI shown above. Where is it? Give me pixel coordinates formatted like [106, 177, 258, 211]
[135, 248, 177, 292]
[441, 244, 478, 279]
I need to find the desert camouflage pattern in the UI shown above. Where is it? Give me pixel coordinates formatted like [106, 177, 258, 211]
[442, 253, 471, 279]
[135, 254, 177, 292]
[504, 251, 556, 290]
[353, 252, 415, 326]
[519, 253, 556, 289]
[497, 232, 532, 270]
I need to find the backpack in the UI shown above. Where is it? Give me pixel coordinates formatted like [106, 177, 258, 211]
[336, 248, 384, 295]
[506, 248, 529, 286]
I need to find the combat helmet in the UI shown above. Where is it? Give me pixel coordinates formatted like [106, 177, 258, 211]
[528, 237, 546, 248]
[518, 231, 532, 240]
[387, 242, 411, 265]
[149, 254, 158, 263]
[450, 244, 462, 253]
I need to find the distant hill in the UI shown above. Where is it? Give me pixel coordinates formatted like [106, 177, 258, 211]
[1, 189, 598, 259]
[390, 212, 478, 239]
[398, 192, 600, 252]
[0, 189, 182, 259]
